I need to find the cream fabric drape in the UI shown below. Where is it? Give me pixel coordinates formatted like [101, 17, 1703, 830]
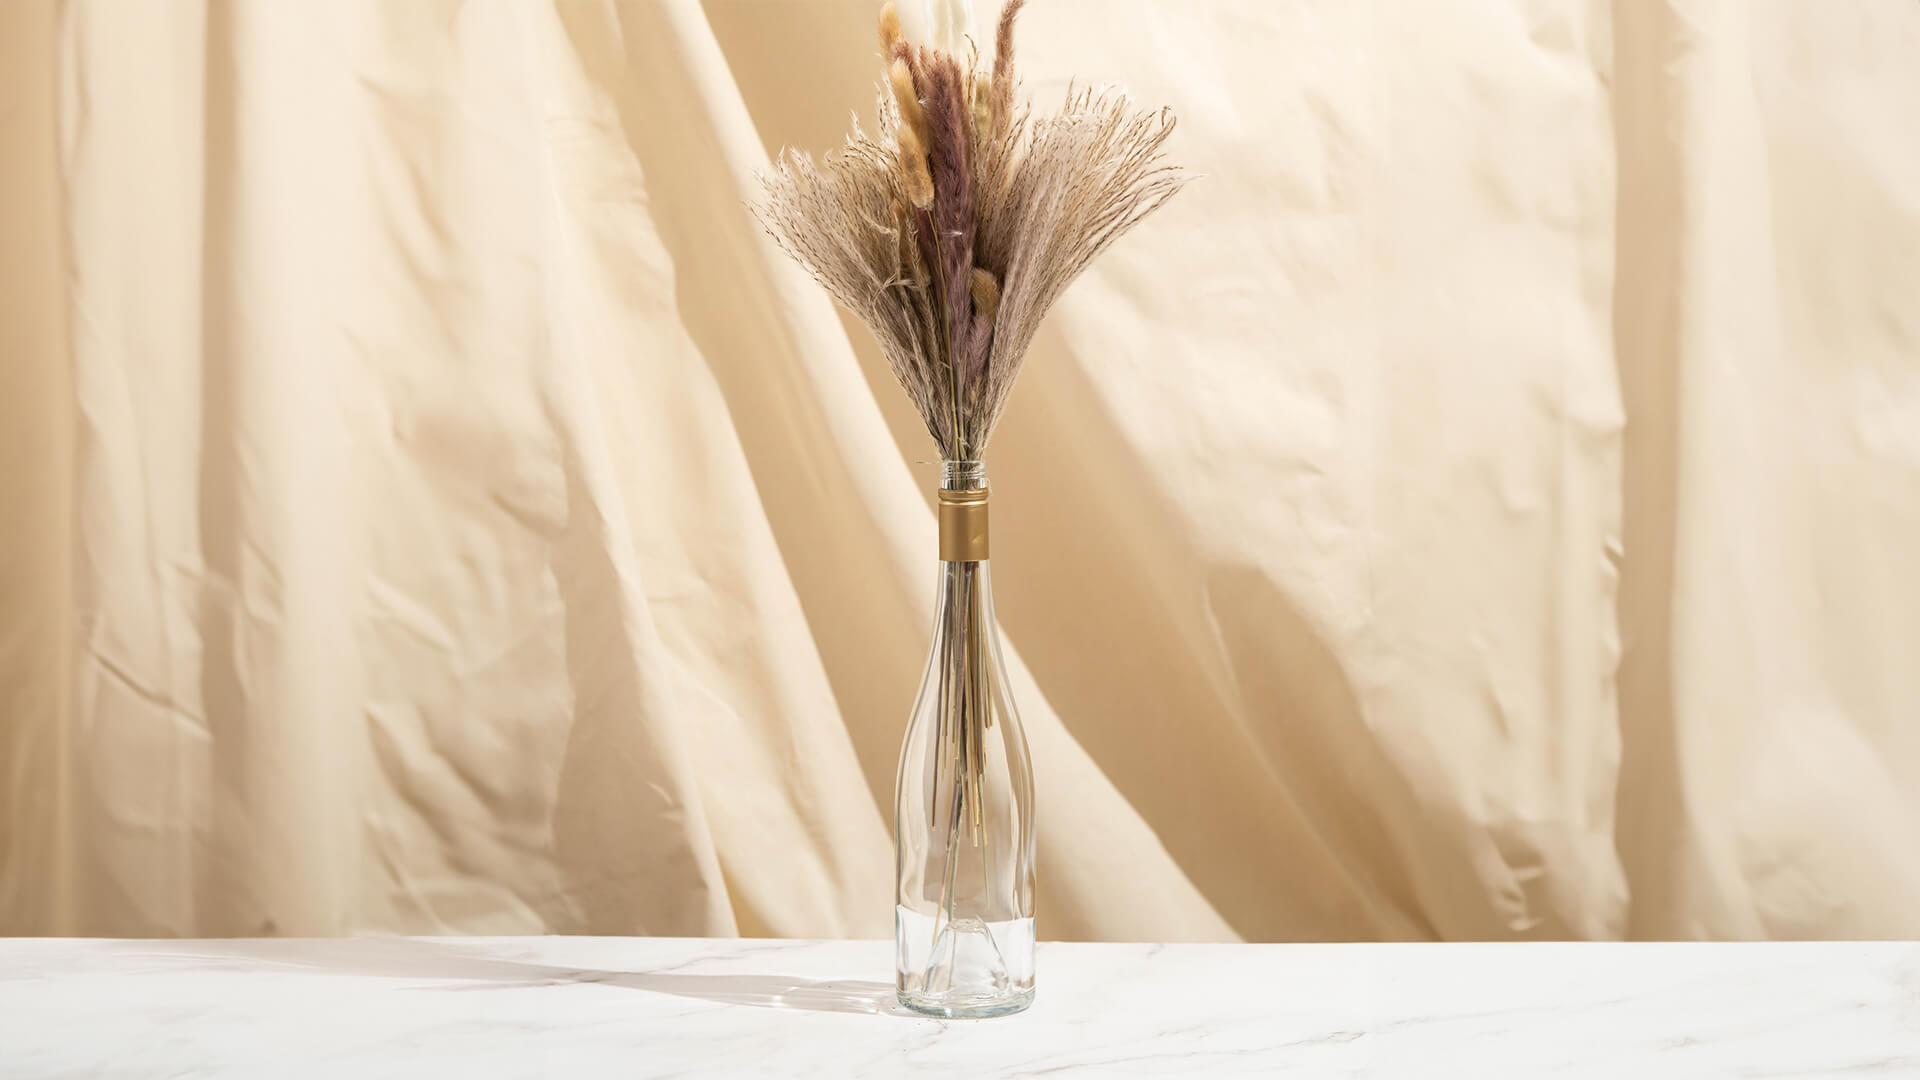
[4, 0, 1918, 941]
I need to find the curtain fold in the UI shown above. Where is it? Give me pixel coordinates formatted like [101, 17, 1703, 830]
[2, 0, 1916, 940]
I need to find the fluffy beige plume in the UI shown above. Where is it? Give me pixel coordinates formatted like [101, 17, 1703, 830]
[969, 267, 999, 321]
[890, 59, 929, 145]
[895, 121, 935, 209]
[877, 1, 903, 54]
[890, 54, 936, 212]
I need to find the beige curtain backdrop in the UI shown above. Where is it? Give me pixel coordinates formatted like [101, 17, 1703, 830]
[4, 0, 1919, 942]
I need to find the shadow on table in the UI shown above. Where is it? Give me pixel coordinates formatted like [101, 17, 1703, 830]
[98, 939, 914, 1018]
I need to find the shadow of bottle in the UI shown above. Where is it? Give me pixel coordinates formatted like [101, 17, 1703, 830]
[96, 939, 918, 1018]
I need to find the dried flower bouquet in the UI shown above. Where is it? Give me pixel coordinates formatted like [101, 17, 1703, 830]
[754, 0, 1186, 1017]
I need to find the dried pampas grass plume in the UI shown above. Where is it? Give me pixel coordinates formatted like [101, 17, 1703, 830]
[755, 0, 1187, 459]
[970, 80, 992, 146]
[990, 0, 1026, 139]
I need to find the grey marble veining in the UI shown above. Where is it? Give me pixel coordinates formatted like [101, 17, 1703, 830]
[2, 937, 1916, 1077]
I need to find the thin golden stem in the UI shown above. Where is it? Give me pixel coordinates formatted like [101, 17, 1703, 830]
[927, 561, 967, 986]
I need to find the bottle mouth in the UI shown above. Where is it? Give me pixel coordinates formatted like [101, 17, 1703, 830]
[940, 459, 988, 492]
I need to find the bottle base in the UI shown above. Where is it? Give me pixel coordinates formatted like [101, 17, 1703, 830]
[897, 987, 1034, 1019]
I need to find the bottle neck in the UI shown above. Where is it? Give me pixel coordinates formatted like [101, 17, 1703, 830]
[937, 460, 989, 562]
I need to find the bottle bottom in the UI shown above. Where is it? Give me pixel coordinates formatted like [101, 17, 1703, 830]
[896, 906, 1034, 1018]
[897, 986, 1035, 1019]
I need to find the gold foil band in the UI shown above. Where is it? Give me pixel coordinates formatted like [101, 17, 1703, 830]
[937, 488, 990, 562]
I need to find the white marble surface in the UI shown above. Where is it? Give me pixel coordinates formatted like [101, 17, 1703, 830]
[2, 937, 1916, 1077]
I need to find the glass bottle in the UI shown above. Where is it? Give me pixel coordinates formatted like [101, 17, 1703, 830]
[895, 459, 1036, 1018]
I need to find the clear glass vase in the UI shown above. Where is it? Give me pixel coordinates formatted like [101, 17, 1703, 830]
[895, 459, 1036, 1019]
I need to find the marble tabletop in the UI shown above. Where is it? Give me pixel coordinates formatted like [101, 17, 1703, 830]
[2, 936, 1916, 1077]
